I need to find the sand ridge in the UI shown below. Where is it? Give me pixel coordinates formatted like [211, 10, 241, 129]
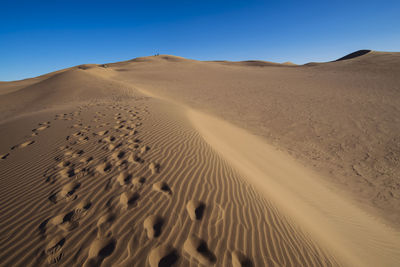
[188, 108, 400, 267]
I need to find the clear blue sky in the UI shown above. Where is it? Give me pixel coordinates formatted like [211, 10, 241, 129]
[1, 0, 399, 81]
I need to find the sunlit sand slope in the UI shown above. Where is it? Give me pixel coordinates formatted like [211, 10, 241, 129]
[0, 86, 339, 266]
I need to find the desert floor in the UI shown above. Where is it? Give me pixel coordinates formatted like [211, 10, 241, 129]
[0, 51, 399, 266]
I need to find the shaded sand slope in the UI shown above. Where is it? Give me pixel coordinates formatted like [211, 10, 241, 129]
[0, 67, 127, 122]
[0, 64, 97, 96]
[0, 74, 340, 265]
[108, 52, 400, 225]
[335, 49, 372, 61]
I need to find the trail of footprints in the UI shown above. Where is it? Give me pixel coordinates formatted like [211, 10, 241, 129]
[0, 121, 51, 160]
[31, 102, 252, 266]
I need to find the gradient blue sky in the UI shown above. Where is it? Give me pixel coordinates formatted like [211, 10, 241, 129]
[1, 0, 399, 81]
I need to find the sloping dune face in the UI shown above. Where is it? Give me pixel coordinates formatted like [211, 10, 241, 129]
[110, 52, 400, 225]
[188, 109, 400, 267]
[0, 68, 340, 266]
[0, 51, 399, 266]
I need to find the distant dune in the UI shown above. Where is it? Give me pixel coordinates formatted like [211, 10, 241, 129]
[335, 49, 372, 61]
[1, 51, 400, 266]
[281, 61, 297, 66]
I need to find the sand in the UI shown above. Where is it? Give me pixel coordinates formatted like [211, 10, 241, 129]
[0, 51, 399, 266]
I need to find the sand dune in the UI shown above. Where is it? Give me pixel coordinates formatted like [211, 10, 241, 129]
[0, 51, 399, 266]
[108, 51, 400, 225]
[0, 98, 338, 266]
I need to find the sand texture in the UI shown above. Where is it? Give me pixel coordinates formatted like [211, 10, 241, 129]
[1, 51, 400, 266]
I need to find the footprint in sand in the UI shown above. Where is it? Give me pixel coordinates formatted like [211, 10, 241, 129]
[140, 145, 150, 154]
[127, 138, 141, 144]
[11, 140, 35, 150]
[103, 135, 116, 143]
[45, 234, 65, 264]
[58, 166, 76, 178]
[62, 147, 79, 158]
[95, 130, 109, 136]
[126, 152, 143, 165]
[48, 200, 92, 232]
[84, 237, 116, 267]
[1, 153, 10, 160]
[131, 176, 146, 189]
[32, 124, 50, 136]
[106, 142, 123, 151]
[74, 199, 92, 216]
[82, 125, 91, 131]
[97, 213, 116, 237]
[77, 136, 89, 144]
[113, 124, 124, 130]
[126, 125, 136, 131]
[148, 244, 179, 267]
[71, 149, 85, 158]
[118, 133, 129, 137]
[38, 218, 50, 235]
[143, 215, 164, 239]
[79, 156, 94, 164]
[152, 181, 172, 196]
[71, 123, 83, 128]
[183, 235, 216, 265]
[72, 131, 84, 137]
[149, 162, 160, 175]
[57, 159, 71, 168]
[231, 251, 253, 267]
[111, 150, 126, 162]
[49, 181, 81, 204]
[186, 200, 206, 221]
[119, 191, 140, 209]
[39, 121, 51, 126]
[48, 211, 79, 232]
[116, 171, 132, 186]
[54, 114, 65, 120]
[32, 125, 50, 133]
[95, 161, 113, 174]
